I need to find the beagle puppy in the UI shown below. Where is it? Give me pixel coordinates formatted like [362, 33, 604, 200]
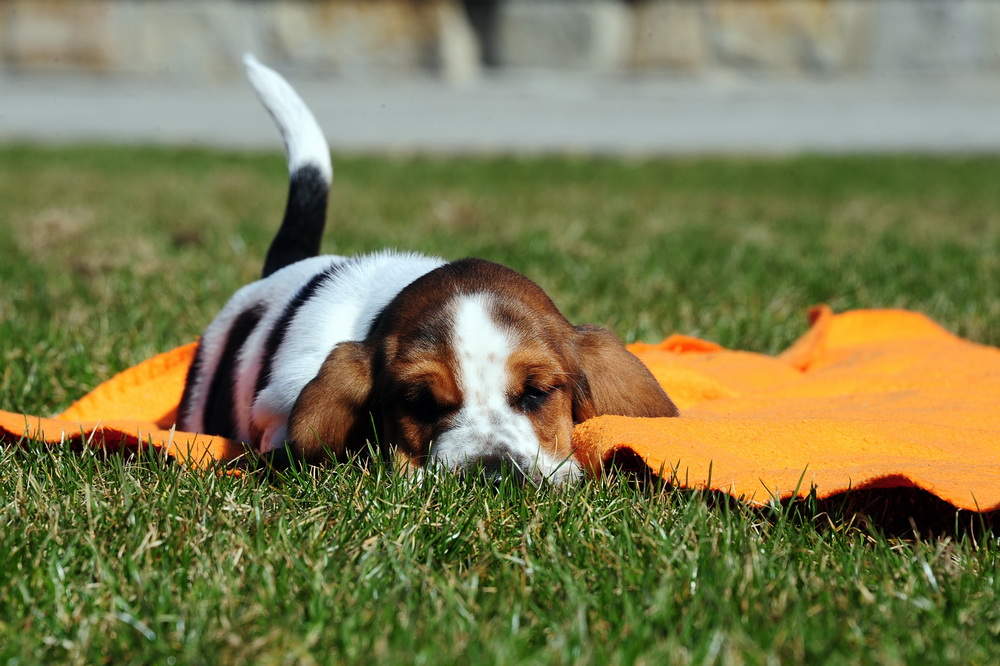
[177, 56, 678, 484]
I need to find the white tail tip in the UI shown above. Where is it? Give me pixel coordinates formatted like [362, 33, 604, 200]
[243, 53, 332, 183]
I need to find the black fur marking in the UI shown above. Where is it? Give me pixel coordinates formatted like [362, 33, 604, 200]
[201, 304, 266, 439]
[365, 305, 390, 340]
[177, 342, 207, 429]
[262, 165, 330, 279]
[254, 264, 345, 401]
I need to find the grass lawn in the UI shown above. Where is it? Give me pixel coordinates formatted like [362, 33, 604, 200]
[1, 145, 999, 663]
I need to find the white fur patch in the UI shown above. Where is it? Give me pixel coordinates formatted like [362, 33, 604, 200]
[248, 251, 444, 452]
[429, 294, 579, 483]
[243, 53, 332, 183]
[179, 251, 446, 451]
[180, 255, 341, 437]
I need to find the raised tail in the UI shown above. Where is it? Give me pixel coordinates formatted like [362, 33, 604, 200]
[243, 53, 333, 278]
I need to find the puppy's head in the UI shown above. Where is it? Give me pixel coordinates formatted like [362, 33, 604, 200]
[288, 259, 677, 483]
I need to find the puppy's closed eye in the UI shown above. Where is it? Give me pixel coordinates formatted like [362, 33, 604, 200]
[400, 384, 457, 425]
[516, 381, 560, 413]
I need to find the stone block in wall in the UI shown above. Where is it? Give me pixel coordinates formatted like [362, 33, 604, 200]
[264, 0, 477, 81]
[266, 1, 422, 75]
[988, 2, 1000, 70]
[499, 0, 631, 71]
[864, 0, 1000, 75]
[704, 0, 868, 76]
[1, 0, 116, 72]
[109, 1, 263, 78]
[630, 0, 709, 72]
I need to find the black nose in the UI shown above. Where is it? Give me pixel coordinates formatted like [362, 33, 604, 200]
[466, 453, 529, 486]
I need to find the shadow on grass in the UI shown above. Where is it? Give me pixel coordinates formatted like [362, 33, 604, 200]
[603, 446, 999, 540]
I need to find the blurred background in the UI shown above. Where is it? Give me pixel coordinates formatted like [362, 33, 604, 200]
[2, 0, 1000, 153]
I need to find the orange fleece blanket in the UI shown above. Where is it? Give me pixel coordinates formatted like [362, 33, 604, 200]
[2, 306, 999, 512]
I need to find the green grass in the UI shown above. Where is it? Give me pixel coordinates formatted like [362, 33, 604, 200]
[1, 145, 999, 663]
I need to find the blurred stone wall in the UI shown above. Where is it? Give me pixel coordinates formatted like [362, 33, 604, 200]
[1, 0, 998, 81]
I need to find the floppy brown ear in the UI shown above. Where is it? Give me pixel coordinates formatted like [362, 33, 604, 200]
[287, 341, 375, 464]
[571, 324, 678, 423]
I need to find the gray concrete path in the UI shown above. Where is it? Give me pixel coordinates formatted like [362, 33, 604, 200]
[2, 72, 1000, 155]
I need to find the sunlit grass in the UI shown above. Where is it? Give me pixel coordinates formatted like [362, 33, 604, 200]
[1, 145, 999, 663]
